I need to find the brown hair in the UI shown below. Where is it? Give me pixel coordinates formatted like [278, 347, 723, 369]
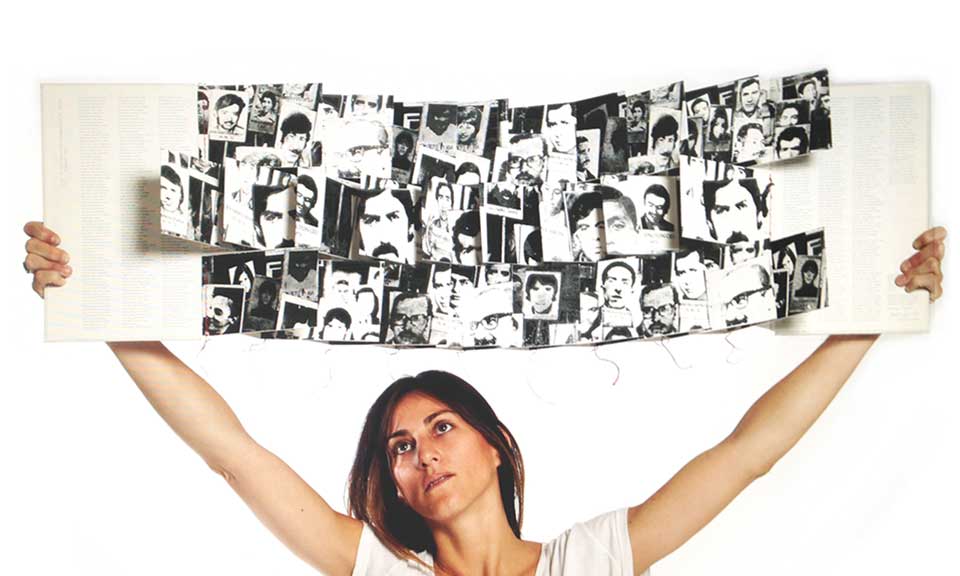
[347, 371, 525, 566]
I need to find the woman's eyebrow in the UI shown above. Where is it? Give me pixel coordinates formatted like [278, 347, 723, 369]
[387, 410, 456, 441]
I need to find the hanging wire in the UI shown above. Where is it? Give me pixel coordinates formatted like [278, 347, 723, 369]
[658, 337, 694, 370]
[592, 344, 621, 386]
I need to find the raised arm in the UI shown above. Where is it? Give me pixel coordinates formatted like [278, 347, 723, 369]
[24, 222, 362, 576]
[627, 226, 947, 574]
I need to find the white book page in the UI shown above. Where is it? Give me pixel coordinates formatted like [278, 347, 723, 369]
[770, 82, 930, 334]
[42, 83, 208, 341]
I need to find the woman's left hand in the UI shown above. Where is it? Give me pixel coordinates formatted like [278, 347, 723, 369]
[895, 226, 946, 301]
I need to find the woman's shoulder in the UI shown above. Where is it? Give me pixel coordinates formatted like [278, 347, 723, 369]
[539, 508, 645, 576]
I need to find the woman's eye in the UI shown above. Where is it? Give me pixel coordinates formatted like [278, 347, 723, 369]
[436, 421, 453, 434]
[394, 441, 412, 455]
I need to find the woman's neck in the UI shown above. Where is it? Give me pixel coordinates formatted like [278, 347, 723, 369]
[429, 494, 541, 576]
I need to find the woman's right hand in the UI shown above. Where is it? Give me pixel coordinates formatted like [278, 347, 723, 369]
[23, 221, 71, 298]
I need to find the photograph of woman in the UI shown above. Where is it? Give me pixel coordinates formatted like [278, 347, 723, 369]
[20, 220, 947, 575]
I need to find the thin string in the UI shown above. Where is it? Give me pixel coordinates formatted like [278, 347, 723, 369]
[658, 338, 694, 370]
[523, 349, 558, 406]
[592, 345, 621, 386]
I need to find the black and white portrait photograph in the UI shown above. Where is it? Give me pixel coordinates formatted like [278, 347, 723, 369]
[541, 102, 578, 157]
[731, 117, 770, 165]
[570, 92, 626, 178]
[680, 116, 703, 158]
[674, 240, 723, 332]
[247, 85, 283, 136]
[384, 291, 433, 346]
[774, 99, 810, 129]
[203, 285, 245, 336]
[673, 239, 723, 302]
[684, 173, 772, 246]
[420, 178, 457, 261]
[630, 107, 681, 176]
[507, 105, 545, 136]
[703, 105, 733, 162]
[773, 125, 810, 160]
[725, 241, 762, 267]
[453, 153, 490, 189]
[449, 210, 482, 265]
[789, 255, 823, 314]
[538, 178, 573, 262]
[343, 94, 392, 124]
[481, 263, 514, 288]
[207, 89, 250, 143]
[354, 184, 418, 264]
[391, 127, 418, 184]
[315, 259, 384, 342]
[223, 148, 284, 246]
[635, 280, 680, 339]
[565, 184, 605, 262]
[427, 262, 477, 321]
[719, 255, 777, 328]
[782, 69, 831, 150]
[242, 276, 280, 333]
[596, 258, 640, 341]
[522, 270, 560, 320]
[160, 156, 192, 240]
[197, 89, 210, 135]
[311, 93, 344, 144]
[483, 181, 523, 220]
[574, 128, 600, 182]
[456, 103, 490, 155]
[732, 76, 772, 135]
[460, 282, 521, 349]
[493, 134, 550, 187]
[277, 294, 318, 339]
[419, 103, 459, 154]
[599, 175, 679, 255]
[622, 93, 649, 158]
[281, 250, 320, 302]
[293, 168, 324, 248]
[252, 170, 296, 250]
[685, 88, 714, 127]
[273, 101, 316, 167]
[327, 118, 392, 181]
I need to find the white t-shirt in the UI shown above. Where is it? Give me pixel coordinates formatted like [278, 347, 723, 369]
[351, 507, 649, 575]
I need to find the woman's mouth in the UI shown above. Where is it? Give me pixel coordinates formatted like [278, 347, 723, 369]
[425, 474, 454, 493]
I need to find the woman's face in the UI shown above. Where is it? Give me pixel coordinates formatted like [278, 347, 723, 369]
[457, 121, 478, 144]
[387, 393, 502, 525]
[712, 117, 726, 138]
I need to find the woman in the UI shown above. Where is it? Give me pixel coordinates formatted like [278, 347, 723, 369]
[21, 221, 946, 575]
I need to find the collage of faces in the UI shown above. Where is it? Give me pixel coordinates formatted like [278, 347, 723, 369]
[200, 224, 827, 347]
[181, 72, 831, 345]
[680, 69, 831, 166]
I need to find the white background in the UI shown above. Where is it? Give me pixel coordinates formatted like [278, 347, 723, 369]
[2, 2, 957, 574]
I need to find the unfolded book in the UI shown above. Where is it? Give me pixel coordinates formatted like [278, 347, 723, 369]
[41, 82, 928, 342]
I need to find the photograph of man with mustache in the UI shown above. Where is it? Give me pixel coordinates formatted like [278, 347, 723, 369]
[702, 178, 771, 245]
[356, 187, 418, 264]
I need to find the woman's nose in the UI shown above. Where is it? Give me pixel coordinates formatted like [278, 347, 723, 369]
[417, 439, 441, 467]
